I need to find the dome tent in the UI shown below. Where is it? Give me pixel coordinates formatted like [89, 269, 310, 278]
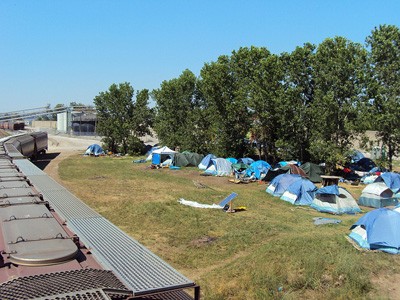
[266, 174, 302, 197]
[358, 182, 398, 208]
[280, 178, 317, 205]
[349, 208, 400, 254]
[310, 185, 361, 215]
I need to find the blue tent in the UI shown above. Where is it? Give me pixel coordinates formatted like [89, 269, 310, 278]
[226, 157, 238, 164]
[246, 160, 271, 180]
[310, 185, 361, 214]
[145, 145, 160, 161]
[280, 178, 317, 205]
[151, 146, 176, 165]
[238, 157, 254, 165]
[266, 174, 302, 197]
[198, 154, 217, 170]
[84, 144, 104, 156]
[350, 150, 365, 163]
[374, 172, 400, 193]
[204, 158, 233, 176]
[349, 208, 400, 254]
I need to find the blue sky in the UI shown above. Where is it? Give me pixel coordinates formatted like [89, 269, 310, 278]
[1, 1, 399, 112]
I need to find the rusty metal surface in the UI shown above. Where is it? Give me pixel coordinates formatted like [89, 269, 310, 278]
[0, 203, 78, 266]
[0, 269, 129, 300]
[0, 134, 197, 300]
[0, 196, 43, 206]
[33, 289, 113, 300]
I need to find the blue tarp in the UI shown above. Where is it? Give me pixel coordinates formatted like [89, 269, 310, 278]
[85, 144, 104, 156]
[226, 157, 238, 164]
[238, 157, 254, 165]
[349, 208, 400, 254]
[246, 160, 271, 180]
[315, 185, 340, 195]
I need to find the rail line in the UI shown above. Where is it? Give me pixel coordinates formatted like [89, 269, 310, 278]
[0, 133, 199, 300]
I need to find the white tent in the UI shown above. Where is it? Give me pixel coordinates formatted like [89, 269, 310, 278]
[358, 182, 398, 208]
[152, 146, 176, 154]
[205, 158, 232, 176]
[151, 146, 177, 165]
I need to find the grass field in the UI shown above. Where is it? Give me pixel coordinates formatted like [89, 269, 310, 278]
[57, 155, 400, 299]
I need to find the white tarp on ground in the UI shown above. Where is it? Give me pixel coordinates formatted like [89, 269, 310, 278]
[178, 198, 223, 209]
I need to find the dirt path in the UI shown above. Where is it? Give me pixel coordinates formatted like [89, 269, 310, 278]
[40, 134, 101, 182]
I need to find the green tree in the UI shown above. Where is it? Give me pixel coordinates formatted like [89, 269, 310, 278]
[278, 43, 315, 162]
[310, 37, 368, 171]
[128, 89, 154, 154]
[152, 70, 201, 151]
[94, 82, 152, 154]
[242, 48, 283, 161]
[366, 25, 400, 170]
[199, 51, 254, 157]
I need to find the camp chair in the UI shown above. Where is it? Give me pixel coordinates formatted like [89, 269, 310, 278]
[218, 192, 238, 212]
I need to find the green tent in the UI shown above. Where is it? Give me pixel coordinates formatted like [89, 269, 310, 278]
[173, 152, 204, 167]
[300, 162, 325, 183]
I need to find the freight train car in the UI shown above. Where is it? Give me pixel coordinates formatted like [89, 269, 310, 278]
[3, 132, 47, 159]
[4, 134, 35, 158]
[30, 131, 48, 154]
[0, 121, 25, 131]
[0, 133, 200, 300]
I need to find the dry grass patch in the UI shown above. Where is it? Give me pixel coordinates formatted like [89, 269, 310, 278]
[56, 154, 400, 299]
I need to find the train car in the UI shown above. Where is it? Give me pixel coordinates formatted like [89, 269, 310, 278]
[5, 135, 35, 158]
[0, 121, 9, 130]
[0, 133, 200, 300]
[30, 131, 48, 154]
[12, 121, 25, 130]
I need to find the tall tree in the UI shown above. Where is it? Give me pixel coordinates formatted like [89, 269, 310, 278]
[199, 52, 252, 157]
[310, 37, 367, 171]
[243, 48, 284, 161]
[127, 89, 154, 154]
[152, 70, 200, 151]
[94, 82, 152, 154]
[366, 25, 400, 170]
[278, 43, 315, 162]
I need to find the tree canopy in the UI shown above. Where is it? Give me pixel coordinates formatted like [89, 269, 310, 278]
[94, 82, 153, 155]
[366, 25, 400, 170]
[92, 24, 399, 171]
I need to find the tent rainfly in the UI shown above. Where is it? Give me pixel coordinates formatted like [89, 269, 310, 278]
[310, 185, 361, 215]
[358, 182, 398, 208]
[349, 208, 400, 254]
